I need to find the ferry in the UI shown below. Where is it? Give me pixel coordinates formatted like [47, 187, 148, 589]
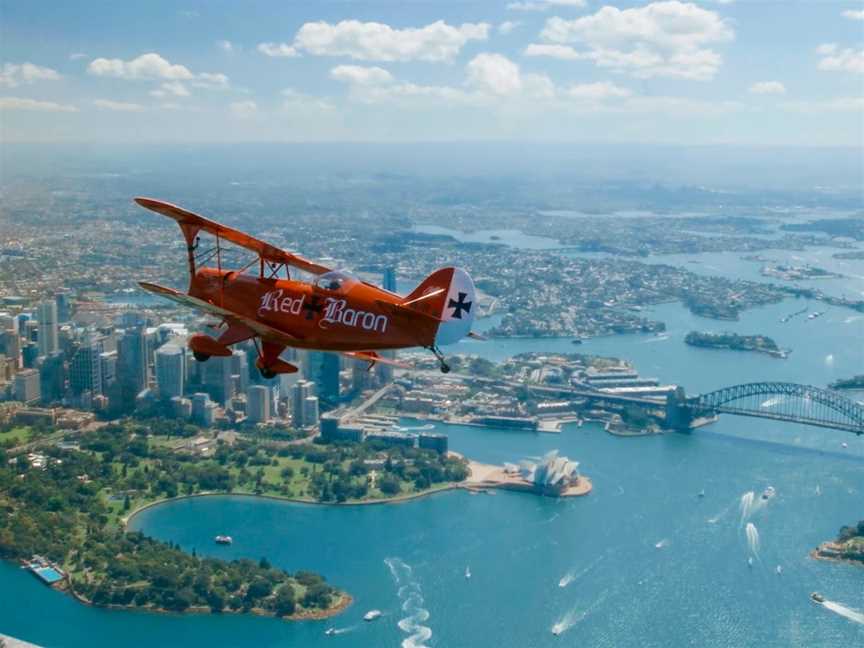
[214, 535, 233, 545]
[811, 592, 825, 604]
[363, 609, 382, 622]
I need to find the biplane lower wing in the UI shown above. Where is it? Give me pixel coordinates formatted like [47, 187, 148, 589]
[340, 351, 410, 368]
[134, 197, 332, 276]
[138, 282, 300, 346]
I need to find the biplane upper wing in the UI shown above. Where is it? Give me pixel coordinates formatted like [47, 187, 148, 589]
[134, 197, 332, 276]
[139, 282, 301, 346]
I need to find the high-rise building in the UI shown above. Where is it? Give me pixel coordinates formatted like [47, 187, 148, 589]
[231, 349, 249, 394]
[306, 351, 340, 408]
[38, 352, 66, 404]
[100, 350, 117, 391]
[204, 355, 234, 404]
[247, 385, 270, 424]
[117, 326, 149, 394]
[291, 380, 314, 427]
[14, 369, 41, 404]
[21, 342, 39, 368]
[37, 300, 59, 357]
[70, 341, 102, 396]
[303, 395, 320, 428]
[382, 267, 397, 292]
[192, 392, 217, 426]
[155, 344, 185, 399]
[54, 290, 73, 323]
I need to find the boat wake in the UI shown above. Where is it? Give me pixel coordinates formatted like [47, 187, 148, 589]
[559, 555, 604, 588]
[745, 522, 760, 558]
[822, 599, 864, 625]
[385, 557, 432, 648]
[551, 594, 606, 636]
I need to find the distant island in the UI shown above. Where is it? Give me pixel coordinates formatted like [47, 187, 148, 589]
[684, 331, 789, 358]
[812, 520, 864, 567]
[829, 375, 864, 390]
[761, 264, 840, 281]
[832, 250, 864, 260]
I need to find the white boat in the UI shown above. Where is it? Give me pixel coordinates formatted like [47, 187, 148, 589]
[363, 609, 382, 622]
[841, 442, 848, 449]
[775, 565, 783, 575]
[324, 628, 336, 636]
[214, 535, 233, 545]
[465, 566, 471, 579]
[761, 486, 776, 501]
[747, 557, 754, 568]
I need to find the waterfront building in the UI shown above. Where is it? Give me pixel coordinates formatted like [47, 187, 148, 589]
[247, 385, 270, 424]
[522, 450, 580, 496]
[13, 369, 41, 404]
[155, 344, 185, 399]
[36, 301, 59, 357]
[366, 430, 415, 448]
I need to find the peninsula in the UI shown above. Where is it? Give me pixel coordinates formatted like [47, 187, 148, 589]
[684, 331, 789, 358]
[812, 520, 864, 567]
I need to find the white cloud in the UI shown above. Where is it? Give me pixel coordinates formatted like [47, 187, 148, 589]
[842, 9, 864, 21]
[193, 72, 230, 89]
[229, 100, 258, 118]
[507, 0, 586, 11]
[498, 21, 521, 35]
[816, 43, 864, 74]
[69, 52, 88, 61]
[465, 53, 524, 95]
[257, 42, 300, 58]
[0, 97, 77, 112]
[565, 81, 632, 100]
[534, 1, 734, 80]
[88, 53, 194, 80]
[217, 40, 236, 54]
[282, 88, 336, 112]
[749, 81, 786, 95]
[287, 20, 490, 62]
[0, 63, 61, 88]
[150, 81, 190, 98]
[93, 99, 146, 112]
[781, 97, 864, 113]
[329, 65, 394, 85]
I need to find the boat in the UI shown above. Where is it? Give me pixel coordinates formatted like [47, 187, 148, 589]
[775, 565, 783, 575]
[697, 489, 705, 498]
[841, 442, 848, 449]
[465, 566, 471, 579]
[552, 625, 563, 636]
[811, 592, 825, 604]
[571, 338, 582, 345]
[747, 557, 754, 568]
[761, 486, 776, 501]
[214, 535, 233, 545]
[324, 628, 336, 636]
[363, 609, 382, 621]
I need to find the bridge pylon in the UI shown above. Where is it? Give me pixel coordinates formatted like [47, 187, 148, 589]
[665, 386, 694, 432]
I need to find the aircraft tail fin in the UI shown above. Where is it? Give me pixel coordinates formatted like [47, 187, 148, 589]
[403, 267, 476, 346]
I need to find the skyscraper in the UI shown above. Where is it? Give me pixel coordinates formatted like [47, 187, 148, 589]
[304, 395, 320, 428]
[155, 344, 185, 399]
[70, 341, 102, 396]
[37, 300, 59, 357]
[247, 385, 270, 424]
[54, 290, 72, 323]
[306, 351, 340, 408]
[38, 352, 66, 404]
[382, 267, 397, 292]
[117, 326, 149, 394]
[13, 369, 41, 404]
[204, 355, 234, 404]
[291, 380, 314, 428]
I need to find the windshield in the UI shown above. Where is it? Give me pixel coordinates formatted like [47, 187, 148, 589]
[313, 270, 357, 294]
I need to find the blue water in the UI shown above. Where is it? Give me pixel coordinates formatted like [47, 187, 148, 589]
[2, 249, 863, 646]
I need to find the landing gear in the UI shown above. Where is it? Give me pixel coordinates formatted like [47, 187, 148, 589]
[259, 366, 277, 380]
[193, 351, 211, 362]
[429, 345, 451, 374]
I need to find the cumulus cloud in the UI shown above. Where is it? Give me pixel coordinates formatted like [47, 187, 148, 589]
[0, 96, 77, 112]
[229, 100, 258, 118]
[282, 88, 336, 112]
[93, 99, 146, 111]
[0, 62, 61, 88]
[530, 1, 734, 80]
[217, 40, 236, 53]
[749, 80, 786, 95]
[262, 20, 490, 63]
[507, 0, 586, 11]
[330, 65, 394, 85]
[88, 53, 194, 80]
[257, 42, 300, 58]
[816, 43, 864, 74]
[465, 53, 524, 95]
[842, 9, 864, 20]
[498, 21, 521, 35]
[150, 81, 190, 98]
[565, 81, 632, 100]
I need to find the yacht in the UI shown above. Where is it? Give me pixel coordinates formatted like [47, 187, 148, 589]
[363, 609, 382, 622]
[214, 535, 233, 545]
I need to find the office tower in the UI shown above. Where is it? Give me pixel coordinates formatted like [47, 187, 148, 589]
[303, 395, 319, 427]
[14, 369, 41, 404]
[204, 355, 234, 404]
[21, 342, 39, 368]
[382, 267, 397, 292]
[291, 380, 314, 427]
[38, 352, 66, 404]
[99, 350, 117, 391]
[192, 392, 216, 426]
[117, 327, 149, 393]
[231, 349, 249, 393]
[54, 290, 72, 323]
[247, 385, 270, 424]
[1, 330, 20, 370]
[155, 344, 185, 399]
[70, 341, 102, 396]
[306, 351, 340, 408]
[37, 300, 59, 357]
[352, 360, 373, 393]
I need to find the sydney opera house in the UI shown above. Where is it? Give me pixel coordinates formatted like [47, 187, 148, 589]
[519, 451, 581, 496]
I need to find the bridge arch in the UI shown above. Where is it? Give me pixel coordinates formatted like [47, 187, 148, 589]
[689, 382, 864, 435]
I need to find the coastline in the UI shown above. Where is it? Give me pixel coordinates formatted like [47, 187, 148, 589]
[809, 543, 864, 569]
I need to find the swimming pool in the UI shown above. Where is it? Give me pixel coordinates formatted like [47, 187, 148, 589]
[33, 567, 63, 584]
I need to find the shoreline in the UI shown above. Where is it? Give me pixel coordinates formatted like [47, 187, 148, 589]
[809, 544, 864, 569]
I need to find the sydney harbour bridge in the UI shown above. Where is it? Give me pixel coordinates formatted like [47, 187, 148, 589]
[523, 381, 864, 436]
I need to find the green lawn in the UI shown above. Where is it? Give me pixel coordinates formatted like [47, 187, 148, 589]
[0, 426, 33, 445]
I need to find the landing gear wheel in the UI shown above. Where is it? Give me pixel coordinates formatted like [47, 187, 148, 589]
[259, 367, 277, 380]
[441, 363, 451, 374]
[193, 351, 211, 362]
[428, 345, 450, 374]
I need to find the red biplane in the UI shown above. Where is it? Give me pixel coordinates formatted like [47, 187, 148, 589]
[135, 198, 478, 376]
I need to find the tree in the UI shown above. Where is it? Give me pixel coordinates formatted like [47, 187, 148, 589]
[378, 474, 401, 496]
[273, 584, 296, 616]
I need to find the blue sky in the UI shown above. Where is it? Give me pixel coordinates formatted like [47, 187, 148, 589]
[1, 1, 862, 145]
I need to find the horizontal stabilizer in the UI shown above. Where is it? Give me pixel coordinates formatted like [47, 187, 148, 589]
[135, 197, 332, 276]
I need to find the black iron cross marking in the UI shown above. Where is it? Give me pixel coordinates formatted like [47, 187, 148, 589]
[448, 292, 472, 319]
[303, 295, 323, 320]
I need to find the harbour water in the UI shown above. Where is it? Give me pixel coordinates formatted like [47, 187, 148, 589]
[1, 238, 862, 647]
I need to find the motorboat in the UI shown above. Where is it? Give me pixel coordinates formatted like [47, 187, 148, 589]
[465, 566, 471, 579]
[811, 592, 825, 604]
[697, 489, 705, 498]
[761, 486, 776, 501]
[324, 628, 336, 636]
[364, 609, 382, 621]
[214, 535, 233, 545]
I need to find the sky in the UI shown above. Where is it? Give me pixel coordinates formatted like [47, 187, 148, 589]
[0, 0, 862, 146]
